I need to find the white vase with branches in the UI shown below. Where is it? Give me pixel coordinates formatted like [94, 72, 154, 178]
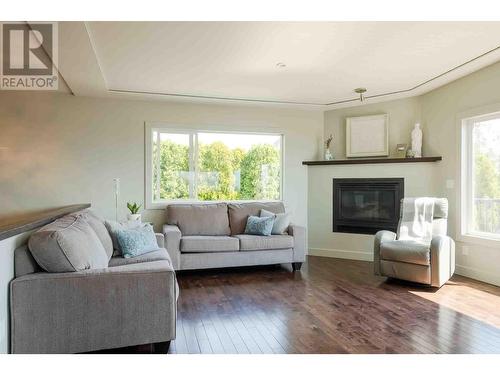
[324, 134, 334, 160]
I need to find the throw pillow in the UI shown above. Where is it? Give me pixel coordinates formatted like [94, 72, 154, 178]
[105, 220, 145, 254]
[115, 224, 160, 258]
[260, 209, 291, 235]
[244, 215, 275, 236]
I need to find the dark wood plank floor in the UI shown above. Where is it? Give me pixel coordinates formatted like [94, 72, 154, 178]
[169, 256, 500, 354]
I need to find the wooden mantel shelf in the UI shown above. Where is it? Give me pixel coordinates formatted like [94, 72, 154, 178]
[302, 156, 442, 166]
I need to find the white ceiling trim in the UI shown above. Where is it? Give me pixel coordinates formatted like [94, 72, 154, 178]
[57, 22, 500, 110]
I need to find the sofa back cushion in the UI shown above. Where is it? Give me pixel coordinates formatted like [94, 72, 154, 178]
[28, 215, 109, 273]
[228, 202, 285, 235]
[70, 209, 114, 260]
[166, 203, 230, 236]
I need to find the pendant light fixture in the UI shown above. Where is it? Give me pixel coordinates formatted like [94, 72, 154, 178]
[354, 88, 367, 102]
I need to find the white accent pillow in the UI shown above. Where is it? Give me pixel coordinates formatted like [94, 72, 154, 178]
[260, 209, 291, 235]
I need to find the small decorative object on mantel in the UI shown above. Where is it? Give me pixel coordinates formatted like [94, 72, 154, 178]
[346, 114, 389, 158]
[324, 134, 334, 160]
[395, 143, 408, 158]
[127, 202, 142, 222]
[411, 123, 423, 158]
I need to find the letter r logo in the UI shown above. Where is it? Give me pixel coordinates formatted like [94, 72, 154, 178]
[2, 23, 53, 76]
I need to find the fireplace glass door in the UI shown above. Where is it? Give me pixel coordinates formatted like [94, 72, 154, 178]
[333, 178, 404, 234]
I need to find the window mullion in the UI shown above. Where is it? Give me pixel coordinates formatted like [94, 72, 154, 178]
[193, 132, 198, 199]
[155, 131, 161, 201]
[467, 121, 475, 235]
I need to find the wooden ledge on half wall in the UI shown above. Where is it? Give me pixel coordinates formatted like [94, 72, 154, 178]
[0, 204, 91, 241]
[302, 156, 442, 166]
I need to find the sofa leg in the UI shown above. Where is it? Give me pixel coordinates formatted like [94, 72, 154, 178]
[292, 262, 303, 271]
[153, 341, 171, 354]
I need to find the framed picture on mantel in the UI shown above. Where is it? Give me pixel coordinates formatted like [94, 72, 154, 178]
[346, 114, 389, 157]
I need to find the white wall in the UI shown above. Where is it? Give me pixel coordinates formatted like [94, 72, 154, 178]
[310, 61, 500, 287]
[0, 92, 323, 353]
[0, 91, 323, 231]
[324, 96, 422, 159]
[421, 61, 500, 286]
[310, 96, 430, 259]
[308, 163, 439, 260]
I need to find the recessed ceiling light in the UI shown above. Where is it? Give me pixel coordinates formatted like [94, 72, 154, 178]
[276, 62, 286, 68]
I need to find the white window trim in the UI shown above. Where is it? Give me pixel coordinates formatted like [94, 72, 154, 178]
[144, 122, 285, 209]
[458, 106, 500, 246]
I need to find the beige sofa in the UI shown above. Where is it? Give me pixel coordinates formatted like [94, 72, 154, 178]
[163, 202, 306, 271]
[10, 209, 177, 353]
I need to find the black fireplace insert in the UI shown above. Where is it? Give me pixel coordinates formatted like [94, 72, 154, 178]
[332, 178, 404, 235]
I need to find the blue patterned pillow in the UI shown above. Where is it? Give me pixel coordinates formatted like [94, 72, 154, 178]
[115, 224, 159, 258]
[244, 215, 275, 236]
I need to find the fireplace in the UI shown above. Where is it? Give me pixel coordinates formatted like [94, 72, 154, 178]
[332, 178, 404, 235]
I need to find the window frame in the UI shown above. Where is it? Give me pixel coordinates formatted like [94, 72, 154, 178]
[459, 110, 500, 245]
[145, 122, 285, 209]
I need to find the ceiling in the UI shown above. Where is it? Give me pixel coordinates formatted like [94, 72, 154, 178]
[55, 22, 500, 109]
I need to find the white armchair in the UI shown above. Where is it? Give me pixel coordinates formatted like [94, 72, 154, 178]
[374, 198, 455, 287]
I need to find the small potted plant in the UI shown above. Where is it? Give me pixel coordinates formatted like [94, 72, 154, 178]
[127, 202, 142, 222]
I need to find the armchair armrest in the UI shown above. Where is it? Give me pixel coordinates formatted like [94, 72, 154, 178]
[374, 230, 396, 275]
[288, 224, 306, 262]
[430, 235, 455, 287]
[163, 224, 181, 270]
[10, 261, 177, 353]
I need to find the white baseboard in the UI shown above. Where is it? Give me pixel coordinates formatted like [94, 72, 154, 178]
[455, 264, 500, 287]
[309, 248, 373, 261]
[309, 249, 500, 287]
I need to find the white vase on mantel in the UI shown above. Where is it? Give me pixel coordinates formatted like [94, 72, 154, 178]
[411, 123, 423, 158]
[325, 148, 334, 161]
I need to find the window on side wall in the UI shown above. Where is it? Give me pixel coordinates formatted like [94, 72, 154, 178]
[462, 112, 500, 241]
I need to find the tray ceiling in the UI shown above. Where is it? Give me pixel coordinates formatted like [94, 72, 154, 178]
[56, 22, 500, 109]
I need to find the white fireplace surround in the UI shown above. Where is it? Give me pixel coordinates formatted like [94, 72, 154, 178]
[307, 162, 439, 261]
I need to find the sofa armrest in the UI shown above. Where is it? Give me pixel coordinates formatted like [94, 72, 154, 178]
[374, 230, 396, 275]
[163, 224, 181, 270]
[288, 224, 306, 262]
[155, 233, 165, 248]
[430, 235, 455, 287]
[10, 261, 177, 353]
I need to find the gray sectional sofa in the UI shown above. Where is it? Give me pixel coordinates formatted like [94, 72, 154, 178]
[163, 201, 306, 271]
[10, 209, 177, 354]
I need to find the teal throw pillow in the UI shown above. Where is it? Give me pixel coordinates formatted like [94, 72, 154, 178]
[244, 215, 275, 236]
[115, 224, 159, 258]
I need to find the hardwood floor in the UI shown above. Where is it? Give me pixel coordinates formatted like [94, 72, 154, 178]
[168, 256, 500, 354]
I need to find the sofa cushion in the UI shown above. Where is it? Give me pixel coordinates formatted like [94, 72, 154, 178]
[115, 224, 160, 258]
[380, 240, 430, 266]
[70, 209, 114, 260]
[234, 234, 294, 251]
[28, 215, 109, 273]
[167, 203, 230, 236]
[180, 236, 239, 253]
[104, 220, 146, 254]
[260, 209, 291, 235]
[244, 215, 275, 236]
[108, 248, 172, 267]
[228, 202, 285, 235]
